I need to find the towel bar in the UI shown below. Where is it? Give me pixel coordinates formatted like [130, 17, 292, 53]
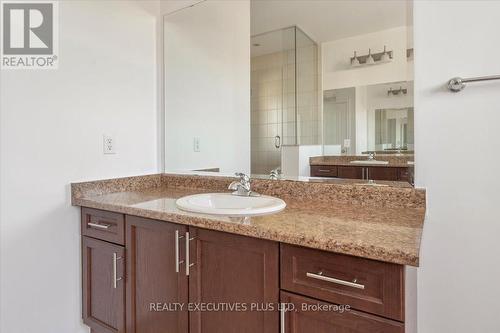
[448, 75, 500, 92]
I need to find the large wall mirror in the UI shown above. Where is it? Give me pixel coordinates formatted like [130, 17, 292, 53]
[164, 0, 414, 186]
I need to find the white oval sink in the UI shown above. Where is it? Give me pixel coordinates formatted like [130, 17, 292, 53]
[350, 160, 389, 165]
[176, 193, 286, 217]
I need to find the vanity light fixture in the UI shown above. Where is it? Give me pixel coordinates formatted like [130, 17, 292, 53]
[387, 86, 408, 96]
[349, 47, 393, 67]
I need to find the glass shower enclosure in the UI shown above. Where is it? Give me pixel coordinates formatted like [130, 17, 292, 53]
[250, 26, 320, 175]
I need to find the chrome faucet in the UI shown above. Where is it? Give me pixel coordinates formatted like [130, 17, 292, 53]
[228, 173, 258, 196]
[269, 167, 282, 180]
[368, 152, 376, 160]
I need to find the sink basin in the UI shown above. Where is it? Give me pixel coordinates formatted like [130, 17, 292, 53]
[350, 160, 389, 165]
[176, 193, 286, 217]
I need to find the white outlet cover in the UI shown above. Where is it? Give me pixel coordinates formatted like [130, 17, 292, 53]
[193, 137, 200, 152]
[103, 135, 116, 154]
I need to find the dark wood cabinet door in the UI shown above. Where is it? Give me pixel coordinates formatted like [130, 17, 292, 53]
[126, 216, 188, 333]
[367, 167, 399, 181]
[188, 227, 279, 333]
[281, 292, 404, 333]
[337, 166, 363, 179]
[82, 236, 125, 333]
[397, 167, 411, 183]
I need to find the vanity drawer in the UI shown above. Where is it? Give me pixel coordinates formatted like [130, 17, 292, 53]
[280, 244, 404, 321]
[81, 208, 125, 245]
[281, 291, 404, 333]
[310, 165, 337, 177]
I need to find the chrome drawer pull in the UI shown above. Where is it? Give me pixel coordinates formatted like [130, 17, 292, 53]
[112, 253, 123, 289]
[318, 169, 331, 172]
[175, 230, 184, 273]
[306, 271, 365, 290]
[87, 222, 111, 230]
[280, 303, 285, 333]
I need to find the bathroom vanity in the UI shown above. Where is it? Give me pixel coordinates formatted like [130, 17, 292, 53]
[73, 174, 425, 333]
[310, 155, 414, 183]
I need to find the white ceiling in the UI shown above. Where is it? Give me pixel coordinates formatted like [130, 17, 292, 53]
[251, 0, 412, 42]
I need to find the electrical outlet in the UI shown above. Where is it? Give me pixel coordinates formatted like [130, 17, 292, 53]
[103, 135, 116, 154]
[193, 137, 200, 152]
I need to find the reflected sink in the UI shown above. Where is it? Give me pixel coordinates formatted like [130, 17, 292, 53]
[176, 193, 286, 217]
[350, 160, 389, 165]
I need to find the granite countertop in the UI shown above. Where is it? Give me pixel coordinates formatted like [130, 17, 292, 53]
[310, 155, 415, 168]
[72, 174, 426, 266]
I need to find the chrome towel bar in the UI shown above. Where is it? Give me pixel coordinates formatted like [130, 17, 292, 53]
[448, 75, 500, 92]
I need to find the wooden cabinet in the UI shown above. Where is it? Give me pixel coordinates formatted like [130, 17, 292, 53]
[398, 167, 411, 183]
[125, 216, 188, 333]
[280, 292, 404, 333]
[367, 166, 399, 181]
[82, 236, 125, 333]
[315, 165, 409, 182]
[188, 227, 279, 333]
[337, 166, 364, 179]
[81, 208, 406, 333]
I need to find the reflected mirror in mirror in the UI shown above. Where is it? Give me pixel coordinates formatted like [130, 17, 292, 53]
[163, 0, 414, 186]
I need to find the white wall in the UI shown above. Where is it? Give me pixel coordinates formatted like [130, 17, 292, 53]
[160, 0, 204, 15]
[355, 86, 368, 154]
[164, 0, 250, 174]
[415, 1, 500, 332]
[0, 1, 159, 332]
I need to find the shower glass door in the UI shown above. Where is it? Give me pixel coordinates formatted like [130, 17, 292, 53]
[250, 27, 296, 175]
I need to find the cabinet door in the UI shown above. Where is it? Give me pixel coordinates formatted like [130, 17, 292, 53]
[126, 216, 188, 333]
[281, 291, 404, 333]
[188, 227, 279, 333]
[337, 166, 363, 179]
[397, 167, 411, 183]
[367, 167, 399, 181]
[82, 236, 125, 333]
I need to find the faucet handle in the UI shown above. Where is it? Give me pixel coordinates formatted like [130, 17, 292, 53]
[269, 168, 282, 180]
[235, 172, 250, 183]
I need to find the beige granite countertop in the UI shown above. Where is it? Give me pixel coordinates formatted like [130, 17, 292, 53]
[72, 174, 426, 266]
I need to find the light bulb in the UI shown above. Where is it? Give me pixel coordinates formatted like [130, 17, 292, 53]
[366, 48, 375, 65]
[381, 45, 390, 62]
[351, 51, 360, 66]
